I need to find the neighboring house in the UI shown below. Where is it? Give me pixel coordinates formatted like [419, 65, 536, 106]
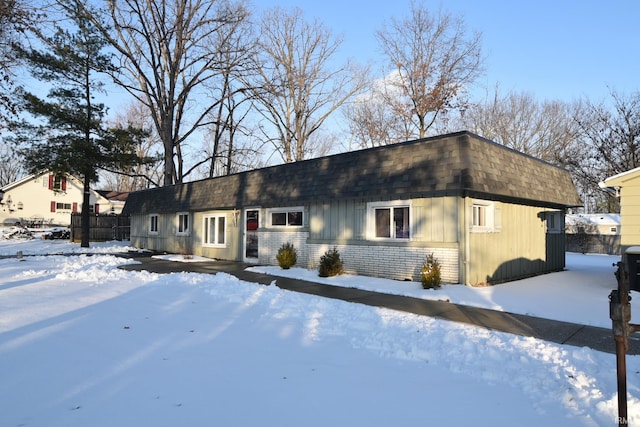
[123, 131, 582, 285]
[600, 168, 640, 290]
[566, 213, 621, 255]
[0, 172, 121, 227]
[566, 213, 621, 235]
[95, 190, 129, 216]
[600, 167, 640, 251]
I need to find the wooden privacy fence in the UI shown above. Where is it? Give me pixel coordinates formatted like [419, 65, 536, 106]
[566, 233, 621, 255]
[70, 214, 130, 242]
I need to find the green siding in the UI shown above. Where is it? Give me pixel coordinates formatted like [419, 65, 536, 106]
[467, 202, 564, 285]
[129, 211, 241, 261]
[308, 196, 459, 243]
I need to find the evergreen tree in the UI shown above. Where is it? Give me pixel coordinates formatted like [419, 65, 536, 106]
[11, 6, 145, 247]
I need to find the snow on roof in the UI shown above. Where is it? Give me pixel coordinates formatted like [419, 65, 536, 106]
[566, 213, 620, 226]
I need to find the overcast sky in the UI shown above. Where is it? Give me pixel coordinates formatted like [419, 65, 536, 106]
[255, 0, 640, 103]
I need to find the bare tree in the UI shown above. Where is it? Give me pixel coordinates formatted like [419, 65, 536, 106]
[458, 87, 601, 209]
[200, 13, 257, 178]
[252, 6, 367, 163]
[100, 101, 162, 191]
[573, 89, 640, 212]
[460, 88, 580, 164]
[78, 0, 250, 186]
[344, 79, 413, 148]
[375, 1, 483, 139]
[576, 89, 640, 176]
[0, 141, 23, 186]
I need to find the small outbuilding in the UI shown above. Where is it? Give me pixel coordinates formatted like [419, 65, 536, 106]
[123, 131, 581, 285]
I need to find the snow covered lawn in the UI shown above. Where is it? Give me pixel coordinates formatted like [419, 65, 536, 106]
[0, 236, 639, 426]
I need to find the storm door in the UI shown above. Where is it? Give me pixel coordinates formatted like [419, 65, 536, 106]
[244, 209, 259, 261]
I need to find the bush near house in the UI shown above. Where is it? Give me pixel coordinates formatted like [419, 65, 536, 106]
[421, 253, 442, 289]
[318, 247, 344, 277]
[276, 242, 298, 269]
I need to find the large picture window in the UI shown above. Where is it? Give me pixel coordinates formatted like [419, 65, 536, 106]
[203, 214, 226, 247]
[368, 201, 411, 240]
[267, 207, 303, 228]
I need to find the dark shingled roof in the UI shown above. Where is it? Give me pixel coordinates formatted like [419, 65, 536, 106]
[123, 131, 582, 214]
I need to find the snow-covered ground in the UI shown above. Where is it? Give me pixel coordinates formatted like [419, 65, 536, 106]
[1, 233, 639, 426]
[249, 254, 637, 329]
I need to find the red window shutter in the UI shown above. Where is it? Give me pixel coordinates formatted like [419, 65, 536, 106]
[61, 177, 67, 191]
[72, 203, 78, 213]
[50, 201, 56, 212]
[48, 175, 54, 190]
[94, 204, 99, 214]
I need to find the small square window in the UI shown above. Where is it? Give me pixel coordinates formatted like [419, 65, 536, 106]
[268, 208, 304, 228]
[473, 204, 487, 227]
[288, 211, 303, 226]
[272, 212, 287, 226]
[471, 201, 495, 232]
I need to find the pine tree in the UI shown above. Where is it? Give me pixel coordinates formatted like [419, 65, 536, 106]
[11, 6, 146, 247]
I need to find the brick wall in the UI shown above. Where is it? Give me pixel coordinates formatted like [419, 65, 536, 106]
[259, 230, 310, 267]
[306, 243, 459, 283]
[257, 230, 459, 283]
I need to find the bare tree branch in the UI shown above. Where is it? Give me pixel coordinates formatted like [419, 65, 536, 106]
[375, 1, 483, 139]
[251, 6, 367, 163]
[78, 0, 250, 185]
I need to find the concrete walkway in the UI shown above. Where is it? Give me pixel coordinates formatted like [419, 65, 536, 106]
[118, 254, 640, 356]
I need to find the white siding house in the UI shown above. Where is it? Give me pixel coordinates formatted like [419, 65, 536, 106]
[0, 172, 121, 226]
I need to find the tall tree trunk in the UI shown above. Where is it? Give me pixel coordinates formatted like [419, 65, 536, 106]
[81, 174, 90, 248]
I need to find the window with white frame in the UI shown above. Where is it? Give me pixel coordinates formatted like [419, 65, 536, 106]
[368, 201, 411, 240]
[203, 214, 226, 247]
[471, 201, 495, 232]
[267, 207, 303, 228]
[177, 212, 190, 235]
[149, 214, 159, 234]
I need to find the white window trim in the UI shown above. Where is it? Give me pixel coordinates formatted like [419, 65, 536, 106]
[367, 200, 412, 241]
[149, 213, 159, 235]
[471, 200, 495, 233]
[266, 206, 304, 228]
[202, 213, 227, 248]
[176, 212, 190, 236]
